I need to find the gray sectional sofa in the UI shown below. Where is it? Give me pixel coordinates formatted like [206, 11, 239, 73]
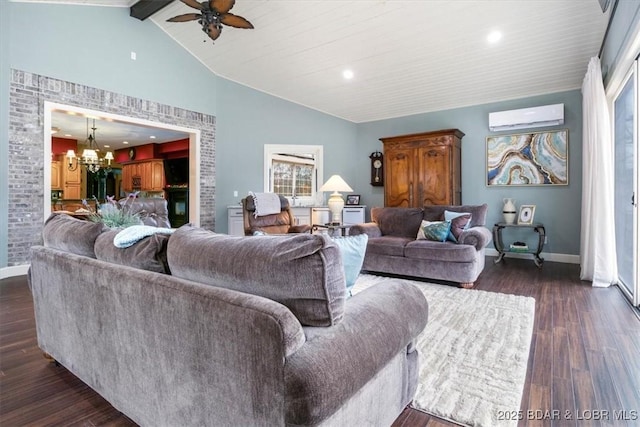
[29, 214, 429, 426]
[349, 204, 492, 287]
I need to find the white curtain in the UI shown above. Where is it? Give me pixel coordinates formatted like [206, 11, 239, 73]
[580, 56, 618, 287]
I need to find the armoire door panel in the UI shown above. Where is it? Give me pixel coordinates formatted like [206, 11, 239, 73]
[418, 146, 450, 205]
[384, 148, 414, 207]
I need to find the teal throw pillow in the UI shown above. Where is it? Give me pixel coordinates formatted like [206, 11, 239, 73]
[416, 220, 451, 242]
[331, 234, 368, 296]
[443, 210, 472, 242]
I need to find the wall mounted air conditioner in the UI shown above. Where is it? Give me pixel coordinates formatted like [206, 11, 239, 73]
[488, 103, 564, 132]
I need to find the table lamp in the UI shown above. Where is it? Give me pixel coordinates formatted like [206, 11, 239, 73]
[319, 175, 353, 224]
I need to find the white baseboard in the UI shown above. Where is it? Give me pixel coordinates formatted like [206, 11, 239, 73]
[0, 264, 30, 280]
[485, 248, 580, 264]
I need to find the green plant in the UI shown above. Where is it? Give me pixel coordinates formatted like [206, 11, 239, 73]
[84, 194, 143, 229]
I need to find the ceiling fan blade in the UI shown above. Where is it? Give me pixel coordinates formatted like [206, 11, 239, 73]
[210, 0, 235, 14]
[220, 13, 253, 29]
[207, 23, 222, 40]
[180, 0, 204, 10]
[167, 13, 202, 22]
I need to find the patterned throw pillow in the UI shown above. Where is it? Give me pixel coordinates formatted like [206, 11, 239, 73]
[443, 210, 472, 243]
[416, 220, 452, 242]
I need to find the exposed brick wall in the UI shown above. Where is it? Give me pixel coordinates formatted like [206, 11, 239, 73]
[8, 69, 216, 266]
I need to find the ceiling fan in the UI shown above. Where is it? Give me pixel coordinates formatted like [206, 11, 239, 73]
[167, 0, 253, 42]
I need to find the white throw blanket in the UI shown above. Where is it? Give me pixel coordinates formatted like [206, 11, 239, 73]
[249, 192, 282, 217]
[114, 225, 175, 248]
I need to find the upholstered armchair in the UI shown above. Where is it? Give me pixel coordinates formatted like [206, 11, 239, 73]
[119, 197, 171, 228]
[241, 194, 311, 235]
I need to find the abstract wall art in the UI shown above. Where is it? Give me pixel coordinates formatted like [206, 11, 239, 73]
[486, 129, 568, 186]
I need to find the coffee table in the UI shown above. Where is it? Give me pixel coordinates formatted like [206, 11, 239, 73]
[312, 223, 350, 237]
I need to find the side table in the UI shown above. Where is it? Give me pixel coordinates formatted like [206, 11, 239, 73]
[312, 223, 350, 237]
[493, 222, 546, 267]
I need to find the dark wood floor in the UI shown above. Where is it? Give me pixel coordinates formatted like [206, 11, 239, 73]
[2, 257, 639, 427]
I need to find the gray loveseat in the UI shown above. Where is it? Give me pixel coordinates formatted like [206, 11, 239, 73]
[349, 204, 492, 288]
[29, 214, 429, 426]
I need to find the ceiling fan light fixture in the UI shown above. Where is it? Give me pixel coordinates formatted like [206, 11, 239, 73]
[167, 0, 253, 43]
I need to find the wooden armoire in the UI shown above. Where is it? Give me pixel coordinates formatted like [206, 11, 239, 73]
[380, 129, 464, 207]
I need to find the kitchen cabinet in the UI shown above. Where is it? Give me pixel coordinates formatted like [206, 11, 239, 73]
[51, 160, 62, 190]
[228, 206, 245, 236]
[311, 207, 330, 225]
[380, 129, 463, 207]
[122, 160, 164, 192]
[290, 207, 311, 226]
[150, 160, 165, 191]
[311, 206, 365, 226]
[61, 155, 82, 200]
[342, 206, 366, 226]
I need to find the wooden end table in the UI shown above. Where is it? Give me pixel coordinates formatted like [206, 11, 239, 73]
[493, 222, 546, 267]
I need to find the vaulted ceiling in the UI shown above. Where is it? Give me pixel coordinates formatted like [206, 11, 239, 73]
[19, 0, 611, 123]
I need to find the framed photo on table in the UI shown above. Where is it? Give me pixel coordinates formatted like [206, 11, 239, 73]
[346, 194, 361, 205]
[518, 205, 536, 225]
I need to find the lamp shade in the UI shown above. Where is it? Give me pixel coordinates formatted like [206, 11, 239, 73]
[319, 175, 353, 193]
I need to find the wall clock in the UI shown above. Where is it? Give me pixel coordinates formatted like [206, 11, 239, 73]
[128, 147, 136, 161]
[369, 151, 384, 186]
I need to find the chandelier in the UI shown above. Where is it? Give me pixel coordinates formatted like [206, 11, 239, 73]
[66, 118, 114, 173]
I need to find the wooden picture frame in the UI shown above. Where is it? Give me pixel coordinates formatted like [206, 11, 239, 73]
[346, 194, 360, 205]
[517, 205, 536, 225]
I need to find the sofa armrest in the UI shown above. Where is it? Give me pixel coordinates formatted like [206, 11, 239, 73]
[284, 280, 428, 425]
[459, 226, 492, 250]
[348, 222, 382, 238]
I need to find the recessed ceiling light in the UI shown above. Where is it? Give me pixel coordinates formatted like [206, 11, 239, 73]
[150, 135, 156, 139]
[487, 30, 502, 44]
[64, 134, 72, 137]
[104, 145, 110, 148]
[123, 141, 129, 145]
[343, 69, 354, 80]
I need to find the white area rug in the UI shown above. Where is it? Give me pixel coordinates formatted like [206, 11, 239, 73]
[352, 274, 536, 427]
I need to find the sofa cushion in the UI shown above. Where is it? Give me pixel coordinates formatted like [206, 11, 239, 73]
[94, 229, 171, 274]
[405, 239, 477, 263]
[331, 234, 368, 296]
[43, 213, 105, 258]
[167, 225, 346, 326]
[423, 204, 488, 227]
[416, 220, 451, 242]
[443, 211, 472, 242]
[365, 236, 413, 257]
[371, 207, 424, 237]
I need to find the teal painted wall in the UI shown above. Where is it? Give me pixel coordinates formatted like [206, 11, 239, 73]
[215, 78, 358, 232]
[8, 2, 217, 115]
[355, 90, 583, 256]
